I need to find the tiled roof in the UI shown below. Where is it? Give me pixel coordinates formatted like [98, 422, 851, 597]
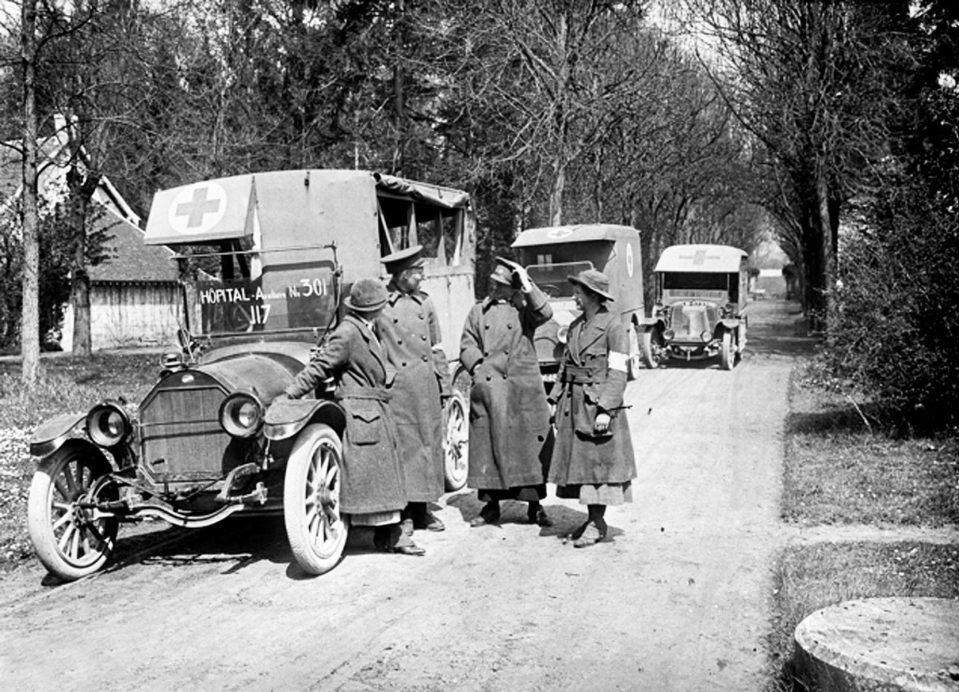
[1, 129, 172, 285]
[90, 209, 178, 284]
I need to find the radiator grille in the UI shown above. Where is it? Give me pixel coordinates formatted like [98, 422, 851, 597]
[139, 384, 232, 483]
[669, 303, 720, 339]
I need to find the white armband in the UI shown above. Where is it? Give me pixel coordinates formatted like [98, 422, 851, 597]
[608, 351, 629, 372]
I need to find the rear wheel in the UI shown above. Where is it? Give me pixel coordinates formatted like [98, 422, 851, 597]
[720, 330, 735, 370]
[641, 329, 663, 369]
[28, 442, 119, 581]
[626, 322, 642, 380]
[443, 389, 469, 491]
[284, 424, 348, 575]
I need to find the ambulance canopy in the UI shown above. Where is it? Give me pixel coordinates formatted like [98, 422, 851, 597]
[512, 224, 638, 247]
[653, 244, 746, 273]
[144, 169, 469, 249]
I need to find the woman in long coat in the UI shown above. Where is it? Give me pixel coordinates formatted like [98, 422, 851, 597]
[282, 279, 424, 555]
[459, 259, 554, 527]
[549, 269, 637, 548]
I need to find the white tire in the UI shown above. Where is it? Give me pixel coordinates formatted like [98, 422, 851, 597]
[283, 424, 349, 575]
[28, 442, 118, 581]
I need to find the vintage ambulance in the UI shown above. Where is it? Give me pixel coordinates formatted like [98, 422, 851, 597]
[26, 169, 474, 580]
[641, 244, 748, 370]
[510, 224, 645, 383]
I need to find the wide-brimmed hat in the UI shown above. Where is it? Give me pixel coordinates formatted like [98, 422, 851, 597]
[381, 245, 424, 275]
[568, 269, 614, 302]
[344, 279, 388, 312]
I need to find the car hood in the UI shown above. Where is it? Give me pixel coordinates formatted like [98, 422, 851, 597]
[166, 341, 313, 400]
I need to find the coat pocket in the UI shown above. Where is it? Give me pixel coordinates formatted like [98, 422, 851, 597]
[347, 402, 382, 445]
[574, 385, 612, 439]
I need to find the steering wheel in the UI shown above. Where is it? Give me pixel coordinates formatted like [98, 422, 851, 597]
[539, 283, 561, 298]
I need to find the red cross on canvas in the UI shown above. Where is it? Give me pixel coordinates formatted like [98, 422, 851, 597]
[175, 187, 221, 228]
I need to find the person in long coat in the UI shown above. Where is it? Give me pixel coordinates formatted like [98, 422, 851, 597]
[459, 258, 554, 528]
[549, 268, 637, 548]
[281, 278, 424, 556]
[376, 244, 451, 534]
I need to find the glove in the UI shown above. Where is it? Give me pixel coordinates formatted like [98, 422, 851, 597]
[273, 392, 292, 402]
[513, 265, 533, 292]
[593, 412, 611, 435]
[497, 256, 532, 292]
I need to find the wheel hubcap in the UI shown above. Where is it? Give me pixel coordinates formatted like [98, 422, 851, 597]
[307, 444, 342, 539]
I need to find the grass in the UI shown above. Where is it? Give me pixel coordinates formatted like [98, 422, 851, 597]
[0, 352, 160, 568]
[783, 372, 959, 526]
[770, 363, 959, 690]
[0, 352, 160, 428]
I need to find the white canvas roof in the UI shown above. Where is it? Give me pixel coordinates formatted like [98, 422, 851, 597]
[654, 244, 746, 273]
[512, 224, 638, 248]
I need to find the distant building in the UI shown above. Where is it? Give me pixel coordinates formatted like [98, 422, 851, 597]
[1, 118, 180, 351]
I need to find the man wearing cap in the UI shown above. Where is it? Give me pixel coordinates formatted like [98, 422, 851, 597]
[548, 269, 637, 548]
[458, 257, 554, 528]
[376, 244, 451, 534]
[281, 278, 425, 556]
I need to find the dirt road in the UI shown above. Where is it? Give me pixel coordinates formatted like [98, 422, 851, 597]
[0, 300, 807, 691]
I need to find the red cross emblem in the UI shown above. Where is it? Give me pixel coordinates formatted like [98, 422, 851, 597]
[175, 186, 221, 228]
[167, 182, 227, 234]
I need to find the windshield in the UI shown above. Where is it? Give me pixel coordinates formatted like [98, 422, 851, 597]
[526, 261, 594, 298]
[663, 272, 729, 291]
[196, 263, 337, 335]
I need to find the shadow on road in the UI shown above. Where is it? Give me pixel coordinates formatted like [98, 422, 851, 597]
[110, 516, 293, 575]
[445, 492, 625, 542]
[745, 300, 819, 358]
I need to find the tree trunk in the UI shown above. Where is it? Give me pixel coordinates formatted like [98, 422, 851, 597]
[817, 173, 837, 330]
[392, 0, 407, 175]
[71, 270, 92, 357]
[548, 160, 565, 226]
[800, 202, 823, 328]
[546, 11, 569, 227]
[67, 167, 100, 357]
[20, 0, 40, 387]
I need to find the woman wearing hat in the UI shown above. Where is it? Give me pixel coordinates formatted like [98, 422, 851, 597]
[281, 278, 424, 556]
[548, 269, 637, 548]
[459, 258, 554, 528]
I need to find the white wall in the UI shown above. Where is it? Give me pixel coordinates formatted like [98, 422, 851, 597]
[61, 283, 180, 352]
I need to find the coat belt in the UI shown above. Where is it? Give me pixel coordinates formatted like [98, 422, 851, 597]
[335, 386, 392, 402]
[561, 365, 606, 385]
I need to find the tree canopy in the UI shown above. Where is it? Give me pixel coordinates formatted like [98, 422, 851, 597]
[4, 0, 957, 425]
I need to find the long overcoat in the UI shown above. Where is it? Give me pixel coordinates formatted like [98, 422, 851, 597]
[459, 286, 552, 490]
[284, 315, 407, 515]
[376, 286, 451, 502]
[548, 306, 637, 486]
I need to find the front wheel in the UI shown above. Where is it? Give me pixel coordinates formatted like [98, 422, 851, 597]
[720, 330, 735, 370]
[641, 329, 663, 369]
[443, 390, 469, 491]
[28, 442, 119, 581]
[283, 424, 349, 575]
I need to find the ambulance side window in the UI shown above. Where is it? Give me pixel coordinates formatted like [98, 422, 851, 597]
[378, 195, 414, 252]
[416, 202, 441, 260]
[442, 210, 463, 266]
